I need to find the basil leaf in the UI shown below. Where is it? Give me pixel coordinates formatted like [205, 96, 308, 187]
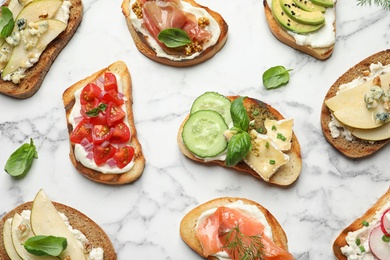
[225, 132, 252, 167]
[157, 28, 192, 48]
[23, 236, 67, 256]
[86, 103, 107, 117]
[4, 138, 38, 177]
[262, 66, 292, 89]
[230, 97, 250, 132]
[0, 7, 14, 38]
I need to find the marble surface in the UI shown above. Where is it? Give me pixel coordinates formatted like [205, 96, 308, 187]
[0, 0, 389, 259]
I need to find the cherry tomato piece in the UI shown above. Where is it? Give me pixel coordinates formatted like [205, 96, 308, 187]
[104, 72, 118, 92]
[110, 122, 130, 143]
[93, 144, 117, 166]
[113, 146, 135, 168]
[102, 89, 124, 106]
[92, 125, 114, 144]
[70, 120, 93, 144]
[107, 102, 125, 127]
[80, 83, 102, 105]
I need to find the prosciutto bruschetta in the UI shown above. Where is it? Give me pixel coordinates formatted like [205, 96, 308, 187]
[121, 0, 228, 67]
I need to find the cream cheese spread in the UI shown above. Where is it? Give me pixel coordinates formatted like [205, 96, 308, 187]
[129, 0, 221, 60]
[196, 200, 273, 259]
[341, 201, 390, 260]
[69, 73, 135, 174]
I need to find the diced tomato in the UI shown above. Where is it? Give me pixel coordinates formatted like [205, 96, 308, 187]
[92, 125, 114, 144]
[102, 89, 124, 106]
[113, 146, 134, 168]
[70, 120, 93, 143]
[93, 144, 117, 166]
[104, 72, 118, 92]
[110, 122, 130, 143]
[107, 102, 125, 126]
[80, 83, 102, 105]
[88, 112, 108, 125]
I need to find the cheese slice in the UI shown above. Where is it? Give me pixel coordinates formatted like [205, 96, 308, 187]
[244, 130, 289, 181]
[264, 118, 294, 151]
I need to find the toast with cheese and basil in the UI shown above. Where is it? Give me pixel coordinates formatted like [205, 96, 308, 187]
[121, 0, 228, 67]
[180, 197, 293, 259]
[62, 61, 145, 185]
[177, 94, 302, 186]
[321, 49, 390, 158]
[264, 0, 335, 60]
[0, 189, 117, 259]
[0, 0, 83, 99]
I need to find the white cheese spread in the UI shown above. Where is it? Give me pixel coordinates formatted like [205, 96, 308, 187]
[129, 0, 221, 60]
[196, 200, 273, 259]
[69, 73, 135, 174]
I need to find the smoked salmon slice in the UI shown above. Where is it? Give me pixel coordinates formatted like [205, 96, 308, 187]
[196, 206, 294, 260]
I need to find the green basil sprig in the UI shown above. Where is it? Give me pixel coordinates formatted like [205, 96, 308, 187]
[23, 235, 67, 256]
[157, 28, 192, 48]
[4, 138, 38, 177]
[0, 7, 14, 38]
[262, 66, 292, 89]
[225, 97, 252, 167]
[86, 103, 107, 117]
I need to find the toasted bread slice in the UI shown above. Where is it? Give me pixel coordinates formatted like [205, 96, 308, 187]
[333, 188, 390, 259]
[63, 61, 145, 185]
[177, 95, 302, 186]
[0, 200, 117, 259]
[263, 0, 335, 60]
[321, 49, 390, 158]
[180, 197, 292, 259]
[0, 0, 83, 99]
[121, 0, 228, 67]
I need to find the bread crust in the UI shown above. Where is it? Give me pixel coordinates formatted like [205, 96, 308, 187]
[177, 95, 302, 186]
[62, 61, 146, 185]
[320, 49, 390, 158]
[263, 0, 334, 60]
[333, 187, 390, 259]
[121, 0, 228, 67]
[180, 197, 291, 259]
[0, 0, 83, 99]
[0, 201, 117, 259]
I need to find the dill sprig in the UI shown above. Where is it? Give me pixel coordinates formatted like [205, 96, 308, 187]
[219, 224, 265, 260]
[356, 0, 390, 11]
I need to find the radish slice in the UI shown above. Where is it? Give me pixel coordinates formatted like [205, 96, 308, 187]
[380, 209, 390, 236]
[369, 225, 390, 259]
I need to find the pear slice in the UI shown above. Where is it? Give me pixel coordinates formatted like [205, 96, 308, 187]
[3, 218, 22, 260]
[14, 0, 63, 26]
[351, 122, 390, 141]
[30, 189, 86, 259]
[2, 19, 66, 77]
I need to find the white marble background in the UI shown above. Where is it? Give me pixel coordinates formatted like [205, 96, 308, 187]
[0, 0, 389, 259]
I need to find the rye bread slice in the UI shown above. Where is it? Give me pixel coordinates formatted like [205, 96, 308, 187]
[177, 95, 302, 186]
[321, 49, 390, 158]
[333, 187, 390, 260]
[62, 61, 146, 185]
[0, 0, 83, 99]
[121, 0, 228, 67]
[0, 201, 117, 259]
[180, 197, 291, 259]
[263, 0, 335, 60]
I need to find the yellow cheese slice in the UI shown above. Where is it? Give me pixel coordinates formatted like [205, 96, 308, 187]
[264, 118, 293, 151]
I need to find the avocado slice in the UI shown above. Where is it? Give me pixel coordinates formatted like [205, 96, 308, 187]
[292, 0, 326, 12]
[272, 0, 324, 34]
[310, 0, 334, 8]
[281, 0, 325, 25]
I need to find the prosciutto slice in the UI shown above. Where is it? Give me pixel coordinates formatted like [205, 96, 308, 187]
[142, 0, 211, 46]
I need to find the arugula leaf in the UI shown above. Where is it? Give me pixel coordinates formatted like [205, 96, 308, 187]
[23, 236, 67, 256]
[0, 7, 14, 38]
[157, 28, 192, 48]
[230, 97, 250, 132]
[262, 66, 292, 89]
[4, 138, 38, 177]
[225, 132, 252, 167]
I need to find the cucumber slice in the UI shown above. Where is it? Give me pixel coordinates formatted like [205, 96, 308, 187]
[190, 92, 232, 126]
[182, 110, 228, 158]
